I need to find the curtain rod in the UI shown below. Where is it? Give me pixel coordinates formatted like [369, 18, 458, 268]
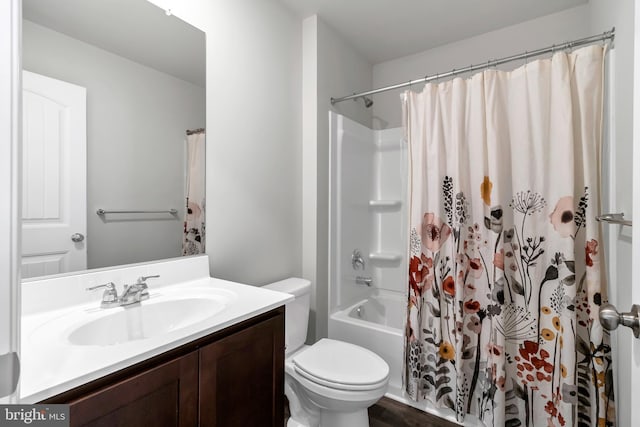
[331, 28, 615, 105]
[186, 128, 205, 135]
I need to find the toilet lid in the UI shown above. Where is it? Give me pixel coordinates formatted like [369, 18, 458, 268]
[292, 339, 389, 389]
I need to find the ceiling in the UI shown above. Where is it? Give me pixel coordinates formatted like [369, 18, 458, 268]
[23, 0, 206, 87]
[279, 0, 589, 64]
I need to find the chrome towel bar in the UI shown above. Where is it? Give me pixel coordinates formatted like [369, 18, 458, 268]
[97, 208, 178, 215]
[596, 213, 632, 227]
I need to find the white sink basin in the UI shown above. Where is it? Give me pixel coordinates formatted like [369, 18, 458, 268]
[29, 287, 237, 347]
[68, 297, 226, 346]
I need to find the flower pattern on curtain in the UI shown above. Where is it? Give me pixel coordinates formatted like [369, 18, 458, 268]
[183, 131, 205, 255]
[403, 46, 614, 427]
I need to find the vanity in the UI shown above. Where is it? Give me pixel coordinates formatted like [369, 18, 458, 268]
[20, 255, 293, 426]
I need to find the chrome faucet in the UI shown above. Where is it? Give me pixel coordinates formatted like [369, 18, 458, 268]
[86, 275, 159, 308]
[355, 276, 373, 287]
[119, 275, 158, 306]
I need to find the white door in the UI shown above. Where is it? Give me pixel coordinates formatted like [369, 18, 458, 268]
[610, 7, 640, 425]
[21, 71, 86, 278]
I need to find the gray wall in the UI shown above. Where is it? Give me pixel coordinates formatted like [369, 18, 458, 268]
[22, 20, 205, 270]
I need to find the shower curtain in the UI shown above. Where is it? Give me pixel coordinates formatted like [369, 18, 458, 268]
[403, 45, 614, 427]
[182, 131, 205, 255]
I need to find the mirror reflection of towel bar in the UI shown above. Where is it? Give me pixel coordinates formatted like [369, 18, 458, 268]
[96, 209, 178, 215]
[596, 213, 632, 227]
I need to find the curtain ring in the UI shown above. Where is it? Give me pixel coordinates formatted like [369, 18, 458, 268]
[524, 51, 528, 66]
[566, 41, 574, 52]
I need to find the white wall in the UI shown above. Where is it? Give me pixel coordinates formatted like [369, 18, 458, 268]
[303, 15, 372, 339]
[372, 5, 592, 129]
[22, 20, 205, 270]
[147, 0, 303, 286]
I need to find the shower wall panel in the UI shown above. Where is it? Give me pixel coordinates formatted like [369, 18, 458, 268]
[371, 128, 406, 294]
[329, 113, 374, 310]
[330, 112, 406, 312]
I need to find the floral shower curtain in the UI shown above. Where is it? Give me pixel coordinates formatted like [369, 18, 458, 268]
[182, 130, 205, 255]
[404, 45, 614, 426]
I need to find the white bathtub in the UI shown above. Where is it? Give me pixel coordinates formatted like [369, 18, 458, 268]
[329, 290, 480, 426]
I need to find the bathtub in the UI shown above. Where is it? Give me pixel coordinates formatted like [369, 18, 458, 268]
[329, 290, 479, 426]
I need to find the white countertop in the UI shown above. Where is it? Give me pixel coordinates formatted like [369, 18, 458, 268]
[20, 274, 292, 403]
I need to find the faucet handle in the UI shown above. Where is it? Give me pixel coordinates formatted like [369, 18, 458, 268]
[86, 282, 116, 292]
[86, 282, 119, 307]
[137, 275, 160, 284]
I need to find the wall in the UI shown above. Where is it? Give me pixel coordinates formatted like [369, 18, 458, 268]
[303, 15, 372, 339]
[589, 1, 635, 426]
[147, 0, 303, 286]
[22, 20, 205, 270]
[372, 5, 592, 129]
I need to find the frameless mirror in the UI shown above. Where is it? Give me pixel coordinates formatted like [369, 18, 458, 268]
[21, 0, 206, 279]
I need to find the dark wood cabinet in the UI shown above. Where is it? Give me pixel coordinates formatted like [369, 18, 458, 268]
[68, 351, 198, 427]
[199, 314, 284, 427]
[43, 307, 285, 427]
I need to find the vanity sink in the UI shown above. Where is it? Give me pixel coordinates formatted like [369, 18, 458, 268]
[67, 297, 226, 346]
[27, 286, 238, 348]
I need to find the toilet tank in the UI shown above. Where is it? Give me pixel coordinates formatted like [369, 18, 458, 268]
[262, 278, 311, 354]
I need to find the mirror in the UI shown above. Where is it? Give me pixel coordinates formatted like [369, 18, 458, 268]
[21, 0, 206, 279]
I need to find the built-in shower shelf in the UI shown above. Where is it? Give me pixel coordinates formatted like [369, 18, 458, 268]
[368, 200, 402, 211]
[369, 252, 403, 265]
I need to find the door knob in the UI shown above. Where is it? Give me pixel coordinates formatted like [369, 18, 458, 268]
[599, 303, 640, 338]
[71, 233, 85, 242]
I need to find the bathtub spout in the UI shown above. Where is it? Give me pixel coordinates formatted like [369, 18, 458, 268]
[355, 276, 373, 286]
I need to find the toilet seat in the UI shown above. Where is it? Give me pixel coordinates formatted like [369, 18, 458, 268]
[292, 339, 389, 392]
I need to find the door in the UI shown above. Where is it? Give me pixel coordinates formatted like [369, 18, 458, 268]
[199, 313, 285, 427]
[607, 7, 640, 425]
[66, 352, 198, 426]
[21, 70, 86, 278]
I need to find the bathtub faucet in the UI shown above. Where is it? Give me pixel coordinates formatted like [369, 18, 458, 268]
[355, 276, 372, 287]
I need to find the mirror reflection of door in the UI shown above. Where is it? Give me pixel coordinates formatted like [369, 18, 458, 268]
[21, 70, 87, 278]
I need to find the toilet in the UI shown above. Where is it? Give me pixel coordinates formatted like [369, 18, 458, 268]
[263, 278, 389, 427]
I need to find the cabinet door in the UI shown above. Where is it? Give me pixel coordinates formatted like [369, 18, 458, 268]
[199, 314, 285, 427]
[68, 351, 198, 427]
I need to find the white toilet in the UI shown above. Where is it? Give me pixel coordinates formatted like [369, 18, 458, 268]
[263, 278, 389, 427]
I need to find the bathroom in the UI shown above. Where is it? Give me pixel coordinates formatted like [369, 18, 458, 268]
[1, 0, 639, 426]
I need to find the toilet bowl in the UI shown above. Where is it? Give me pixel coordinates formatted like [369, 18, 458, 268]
[263, 278, 389, 427]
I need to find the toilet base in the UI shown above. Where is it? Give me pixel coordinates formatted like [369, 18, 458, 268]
[287, 408, 369, 427]
[320, 408, 369, 427]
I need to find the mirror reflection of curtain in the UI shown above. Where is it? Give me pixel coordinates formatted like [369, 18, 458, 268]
[183, 131, 205, 255]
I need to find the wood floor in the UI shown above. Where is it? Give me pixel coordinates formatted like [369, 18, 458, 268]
[285, 396, 459, 427]
[369, 397, 459, 427]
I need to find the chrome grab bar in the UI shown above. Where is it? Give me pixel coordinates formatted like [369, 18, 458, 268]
[596, 213, 632, 227]
[97, 208, 178, 215]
